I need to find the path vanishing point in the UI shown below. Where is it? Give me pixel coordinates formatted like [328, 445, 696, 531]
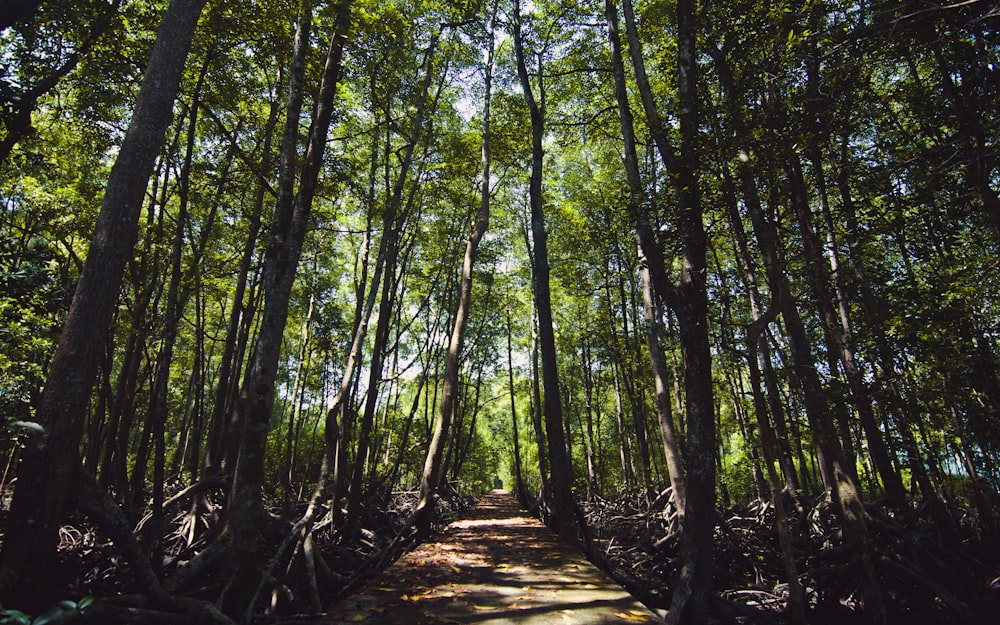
[326, 490, 664, 624]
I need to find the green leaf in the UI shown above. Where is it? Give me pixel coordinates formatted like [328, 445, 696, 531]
[8, 421, 44, 434]
[30, 606, 68, 625]
[1, 609, 33, 625]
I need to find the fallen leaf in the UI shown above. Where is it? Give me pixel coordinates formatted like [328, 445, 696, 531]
[614, 611, 652, 621]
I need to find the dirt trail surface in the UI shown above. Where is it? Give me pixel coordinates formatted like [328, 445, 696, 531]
[325, 490, 663, 624]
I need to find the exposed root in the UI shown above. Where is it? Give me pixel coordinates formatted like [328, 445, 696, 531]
[581, 488, 1000, 624]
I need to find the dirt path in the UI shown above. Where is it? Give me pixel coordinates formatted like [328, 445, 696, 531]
[325, 490, 663, 624]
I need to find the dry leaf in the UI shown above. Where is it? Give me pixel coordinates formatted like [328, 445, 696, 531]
[614, 611, 652, 621]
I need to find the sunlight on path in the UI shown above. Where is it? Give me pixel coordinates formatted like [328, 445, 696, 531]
[326, 491, 663, 624]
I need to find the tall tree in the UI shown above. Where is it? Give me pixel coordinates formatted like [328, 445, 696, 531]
[512, 0, 582, 545]
[345, 26, 442, 536]
[414, 6, 496, 535]
[0, 0, 208, 607]
[605, 0, 715, 620]
[220, 1, 352, 614]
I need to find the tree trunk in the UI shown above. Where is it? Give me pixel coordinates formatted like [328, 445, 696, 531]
[638, 247, 686, 519]
[283, 287, 316, 513]
[709, 34, 889, 622]
[506, 280, 527, 505]
[529, 294, 550, 501]
[0, 0, 207, 606]
[831, 136, 959, 533]
[746, 322, 806, 624]
[607, 0, 715, 619]
[146, 56, 213, 567]
[220, 2, 351, 615]
[786, 153, 906, 506]
[709, 44, 840, 496]
[345, 31, 441, 536]
[414, 18, 493, 526]
[720, 167, 802, 494]
[615, 266, 653, 493]
[513, 0, 580, 541]
[580, 342, 599, 499]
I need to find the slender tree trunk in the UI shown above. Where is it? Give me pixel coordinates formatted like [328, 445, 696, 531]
[831, 138, 954, 524]
[0, 0, 207, 606]
[328, 140, 378, 520]
[345, 31, 440, 536]
[115, 74, 181, 512]
[612, 265, 653, 493]
[710, 36, 889, 621]
[100, 326, 144, 493]
[580, 342, 599, 499]
[610, 361, 635, 486]
[513, 0, 580, 542]
[710, 44, 837, 495]
[787, 153, 906, 506]
[84, 337, 114, 476]
[221, 2, 351, 616]
[528, 294, 550, 501]
[638, 246, 686, 519]
[506, 282, 527, 505]
[283, 287, 315, 513]
[146, 57, 212, 567]
[720, 168, 802, 493]
[202, 110, 271, 479]
[608, 0, 715, 618]
[746, 322, 806, 624]
[414, 18, 493, 532]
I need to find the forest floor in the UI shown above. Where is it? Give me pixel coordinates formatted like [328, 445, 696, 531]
[313, 490, 662, 624]
[18, 483, 1000, 624]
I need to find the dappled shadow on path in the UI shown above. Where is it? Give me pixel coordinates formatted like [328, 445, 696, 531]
[324, 491, 662, 624]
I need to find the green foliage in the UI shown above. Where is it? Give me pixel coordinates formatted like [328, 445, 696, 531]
[2, 1, 999, 598]
[0, 234, 71, 423]
[0, 597, 93, 625]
